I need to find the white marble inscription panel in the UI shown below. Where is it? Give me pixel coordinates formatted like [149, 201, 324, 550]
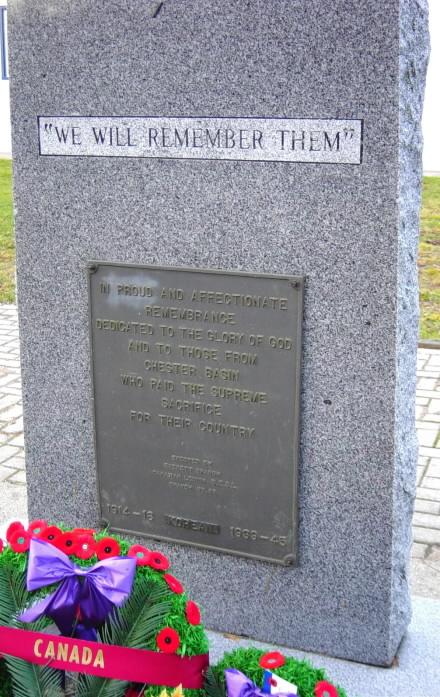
[38, 116, 363, 164]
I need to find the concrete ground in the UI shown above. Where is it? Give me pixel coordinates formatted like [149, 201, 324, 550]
[0, 303, 439, 599]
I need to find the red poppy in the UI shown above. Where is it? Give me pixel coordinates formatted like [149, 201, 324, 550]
[38, 525, 63, 545]
[9, 529, 31, 553]
[148, 551, 170, 571]
[156, 627, 180, 654]
[259, 651, 286, 669]
[163, 573, 184, 594]
[56, 531, 79, 555]
[72, 528, 96, 536]
[28, 519, 48, 537]
[0, 538, 4, 553]
[128, 544, 151, 566]
[75, 534, 96, 560]
[6, 521, 25, 543]
[314, 682, 338, 697]
[185, 600, 201, 625]
[96, 536, 121, 560]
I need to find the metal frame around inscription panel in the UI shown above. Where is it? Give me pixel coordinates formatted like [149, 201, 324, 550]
[88, 262, 303, 565]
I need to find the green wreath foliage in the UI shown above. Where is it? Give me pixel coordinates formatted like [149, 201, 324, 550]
[0, 525, 349, 697]
[0, 524, 208, 697]
[208, 647, 348, 697]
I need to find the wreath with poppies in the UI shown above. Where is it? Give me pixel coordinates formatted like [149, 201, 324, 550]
[0, 522, 349, 697]
[0, 520, 208, 697]
[206, 647, 348, 697]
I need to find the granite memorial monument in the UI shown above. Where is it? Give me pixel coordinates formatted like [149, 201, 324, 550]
[8, 0, 429, 666]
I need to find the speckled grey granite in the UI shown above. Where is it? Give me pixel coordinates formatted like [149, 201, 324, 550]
[8, 0, 429, 666]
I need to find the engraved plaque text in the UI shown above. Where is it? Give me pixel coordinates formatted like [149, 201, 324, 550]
[89, 263, 303, 564]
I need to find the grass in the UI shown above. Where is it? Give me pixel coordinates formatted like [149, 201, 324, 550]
[419, 176, 440, 340]
[0, 160, 438, 339]
[0, 159, 15, 303]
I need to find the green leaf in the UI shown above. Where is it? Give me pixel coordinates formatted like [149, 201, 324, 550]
[0, 561, 63, 697]
[204, 667, 226, 697]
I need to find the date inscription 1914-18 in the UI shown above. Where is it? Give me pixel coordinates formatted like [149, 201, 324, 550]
[89, 263, 303, 565]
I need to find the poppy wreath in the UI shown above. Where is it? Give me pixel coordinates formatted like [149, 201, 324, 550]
[0, 520, 209, 697]
[205, 647, 348, 697]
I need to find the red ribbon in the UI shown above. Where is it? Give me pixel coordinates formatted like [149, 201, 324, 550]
[0, 626, 208, 688]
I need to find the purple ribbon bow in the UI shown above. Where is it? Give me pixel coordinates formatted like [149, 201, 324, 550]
[19, 537, 136, 640]
[225, 670, 296, 697]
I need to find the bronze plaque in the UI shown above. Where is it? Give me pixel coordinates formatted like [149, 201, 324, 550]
[89, 262, 303, 564]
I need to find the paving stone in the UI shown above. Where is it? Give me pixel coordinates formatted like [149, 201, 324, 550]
[0, 375, 18, 387]
[0, 395, 20, 411]
[0, 403, 23, 421]
[415, 405, 425, 419]
[427, 546, 440, 561]
[415, 396, 429, 406]
[419, 446, 440, 458]
[0, 467, 14, 482]
[0, 387, 23, 396]
[427, 399, 440, 414]
[422, 477, 440, 490]
[0, 351, 18, 360]
[416, 486, 440, 502]
[0, 444, 21, 463]
[414, 498, 440, 514]
[417, 378, 438, 391]
[5, 469, 26, 484]
[1, 456, 25, 470]
[417, 429, 438, 447]
[422, 413, 440, 423]
[427, 464, 440, 478]
[3, 418, 23, 435]
[7, 434, 24, 447]
[413, 512, 440, 530]
[413, 526, 440, 545]
[410, 558, 440, 600]
[411, 542, 427, 559]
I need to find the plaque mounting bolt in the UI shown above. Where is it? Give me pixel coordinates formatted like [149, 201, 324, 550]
[88, 263, 99, 274]
[283, 554, 295, 566]
[290, 281, 300, 288]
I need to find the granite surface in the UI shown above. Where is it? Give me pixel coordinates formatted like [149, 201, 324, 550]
[8, 0, 429, 665]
